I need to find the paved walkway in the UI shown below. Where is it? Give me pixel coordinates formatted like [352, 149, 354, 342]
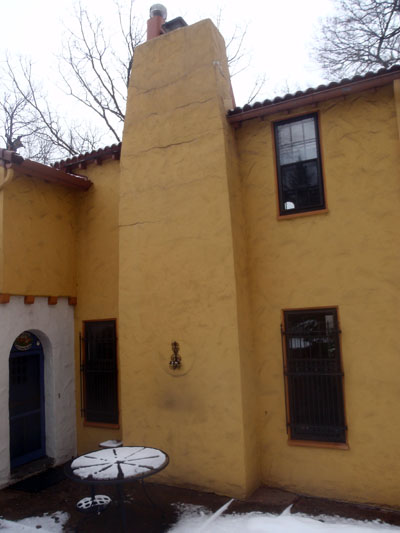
[1, 467, 400, 532]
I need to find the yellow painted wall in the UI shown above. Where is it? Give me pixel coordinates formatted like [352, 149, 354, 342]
[73, 160, 122, 452]
[223, 115, 261, 493]
[1, 172, 77, 297]
[2, 18, 398, 510]
[0, 167, 6, 291]
[118, 20, 258, 498]
[0, 159, 122, 452]
[236, 84, 400, 507]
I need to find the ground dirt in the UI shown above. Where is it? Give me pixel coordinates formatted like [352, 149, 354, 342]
[1, 466, 400, 532]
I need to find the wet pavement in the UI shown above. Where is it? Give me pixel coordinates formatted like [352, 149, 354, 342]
[1, 466, 400, 532]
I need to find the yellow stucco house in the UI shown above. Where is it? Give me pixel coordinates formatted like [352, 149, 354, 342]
[1, 15, 400, 509]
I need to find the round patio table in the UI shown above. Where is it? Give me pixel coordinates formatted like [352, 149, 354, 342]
[64, 446, 169, 531]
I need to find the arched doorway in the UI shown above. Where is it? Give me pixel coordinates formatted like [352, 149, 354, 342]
[9, 331, 46, 469]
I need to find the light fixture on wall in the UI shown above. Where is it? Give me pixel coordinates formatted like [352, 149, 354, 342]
[169, 341, 182, 370]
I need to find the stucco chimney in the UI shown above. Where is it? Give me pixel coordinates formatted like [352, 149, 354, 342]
[119, 19, 258, 498]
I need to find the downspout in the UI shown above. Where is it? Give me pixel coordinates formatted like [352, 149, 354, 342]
[392, 79, 400, 141]
[0, 149, 21, 190]
[0, 165, 16, 191]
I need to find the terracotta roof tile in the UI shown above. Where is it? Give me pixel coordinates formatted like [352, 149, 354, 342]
[227, 65, 400, 123]
[53, 143, 121, 172]
[0, 149, 92, 190]
[52, 66, 400, 165]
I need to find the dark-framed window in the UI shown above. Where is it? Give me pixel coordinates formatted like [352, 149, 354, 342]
[281, 308, 346, 444]
[274, 113, 325, 215]
[81, 320, 118, 425]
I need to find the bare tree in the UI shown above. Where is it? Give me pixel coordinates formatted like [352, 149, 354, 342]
[1, 57, 102, 163]
[214, 8, 267, 103]
[59, 2, 145, 144]
[1, 86, 37, 151]
[60, 2, 264, 136]
[315, 0, 400, 80]
[0, 1, 145, 160]
[0, 62, 56, 163]
[1, 1, 266, 162]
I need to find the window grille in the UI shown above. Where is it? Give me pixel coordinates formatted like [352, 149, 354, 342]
[281, 308, 346, 443]
[80, 320, 118, 425]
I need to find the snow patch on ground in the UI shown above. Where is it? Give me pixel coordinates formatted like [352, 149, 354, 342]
[0, 511, 68, 532]
[168, 504, 400, 533]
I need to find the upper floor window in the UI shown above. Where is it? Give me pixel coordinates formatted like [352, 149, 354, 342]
[274, 114, 325, 216]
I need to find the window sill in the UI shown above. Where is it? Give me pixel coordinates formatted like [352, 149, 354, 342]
[277, 208, 329, 221]
[83, 421, 120, 430]
[288, 439, 349, 450]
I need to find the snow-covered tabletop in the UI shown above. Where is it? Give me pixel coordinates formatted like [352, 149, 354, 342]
[66, 446, 169, 483]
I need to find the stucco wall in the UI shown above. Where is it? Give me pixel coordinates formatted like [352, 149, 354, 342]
[223, 114, 261, 493]
[74, 160, 122, 452]
[1, 174, 78, 297]
[0, 296, 76, 488]
[0, 171, 4, 290]
[236, 84, 400, 507]
[1, 20, 397, 510]
[118, 20, 256, 498]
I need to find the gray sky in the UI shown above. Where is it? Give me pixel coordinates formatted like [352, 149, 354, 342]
[0, 0, 334, 105]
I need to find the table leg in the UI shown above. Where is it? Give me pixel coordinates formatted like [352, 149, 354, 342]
[140, 479, 157, 509]
[117, 484, 128, 532]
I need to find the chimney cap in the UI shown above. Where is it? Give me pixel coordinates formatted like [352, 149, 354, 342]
[150, 4, 167, 20]
[162, 16, 188, 33]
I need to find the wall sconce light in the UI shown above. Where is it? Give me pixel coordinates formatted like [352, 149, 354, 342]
[169, 341, 182, 370]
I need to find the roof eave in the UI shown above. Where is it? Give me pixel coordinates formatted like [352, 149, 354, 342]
[53, 143, 121, 173]
[0, 149, 92, 191]
[228, 70, 400, 125]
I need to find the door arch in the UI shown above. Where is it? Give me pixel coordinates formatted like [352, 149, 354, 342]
[9, 331, 46, 469]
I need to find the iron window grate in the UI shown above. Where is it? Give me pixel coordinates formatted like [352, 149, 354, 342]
[282, 309, 346, 443]
[80, 320, 118, 425]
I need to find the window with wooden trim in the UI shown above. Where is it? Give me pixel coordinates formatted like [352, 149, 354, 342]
[281, 308, 346, 444]
[81, 320, 118, 425]
[274, 113, 325, 215]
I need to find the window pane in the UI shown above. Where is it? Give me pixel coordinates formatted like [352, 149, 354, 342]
[278, 124, 292, 147]
[275, 114, 325, 215]
[277, 118, 317, 165]
[291, 122, 304, 143]
[303, 118, 316, 140]
[281, 160, 323, 211]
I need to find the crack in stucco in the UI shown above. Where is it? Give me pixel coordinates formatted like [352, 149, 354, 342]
[133, 63, 214, 95]
[119, 220, 161, 228]
[175, 97, 215, 110]
[137, 138, 198, 154]
[134, 72, 193, 94]
[144, 98, 215, 118]
[131, 128, 225, 156]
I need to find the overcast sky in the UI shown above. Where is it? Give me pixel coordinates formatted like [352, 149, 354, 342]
[0, 0, 334, 106]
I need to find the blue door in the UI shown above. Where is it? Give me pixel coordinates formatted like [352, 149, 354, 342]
[9, 332, 46, 469]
